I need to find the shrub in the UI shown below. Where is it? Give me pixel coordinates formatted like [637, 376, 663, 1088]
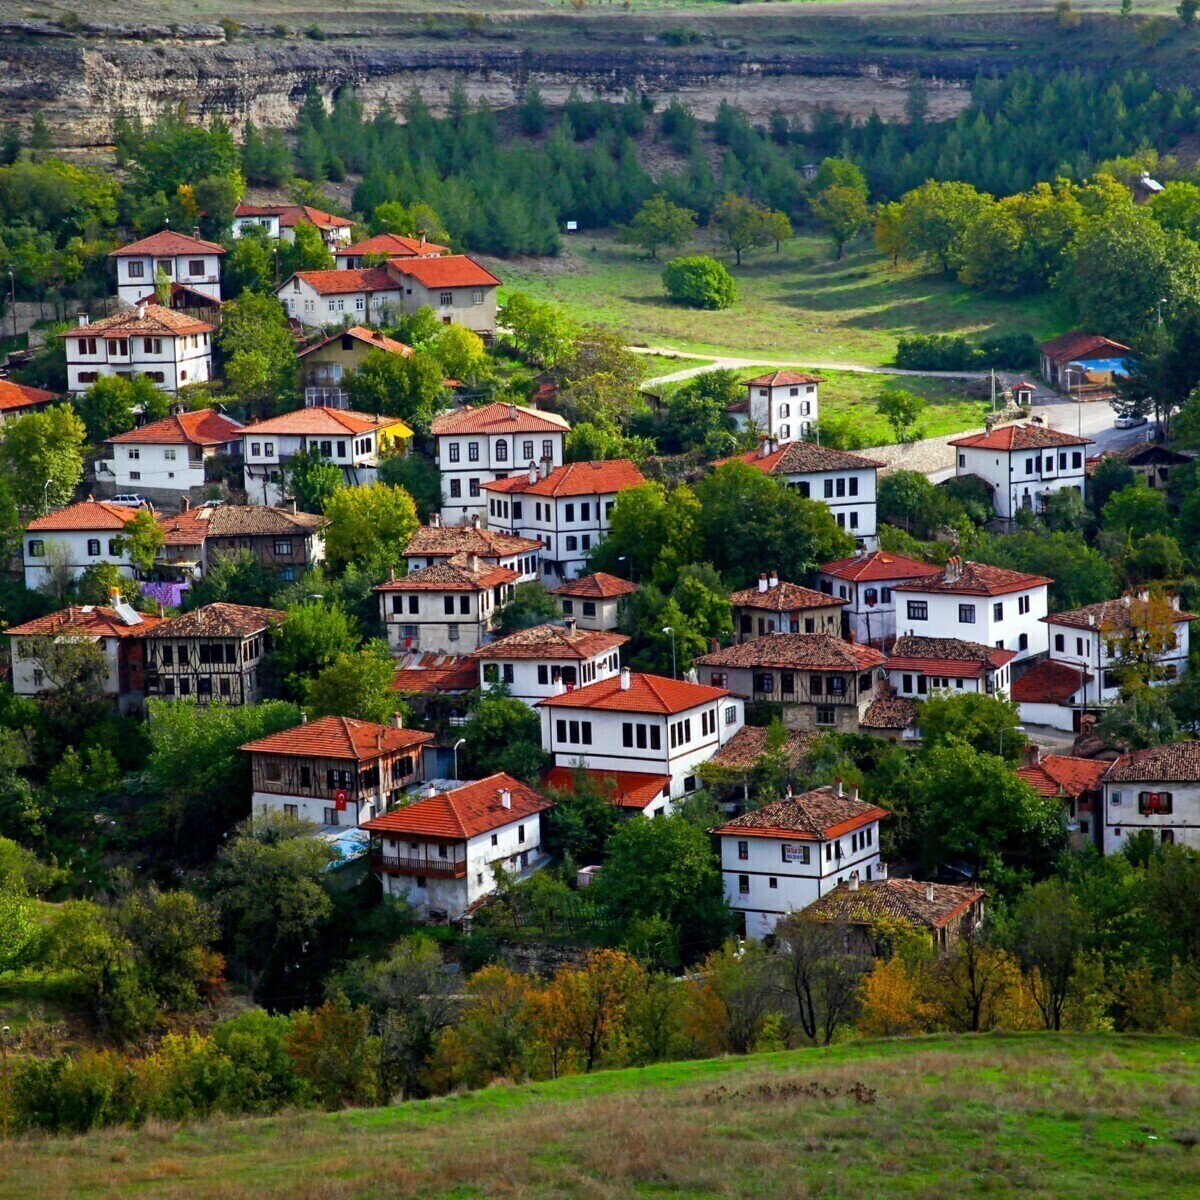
[220, 17, 240, 40]
[894, 333, 977, 371]
[662, 255, 737, 310]
[14, 1051, 138, 1134]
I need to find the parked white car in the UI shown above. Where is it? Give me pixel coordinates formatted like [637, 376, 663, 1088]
[1114, 412, 1149, 429]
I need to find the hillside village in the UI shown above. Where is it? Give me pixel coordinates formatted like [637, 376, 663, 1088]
[8, 68, 1200, 1147]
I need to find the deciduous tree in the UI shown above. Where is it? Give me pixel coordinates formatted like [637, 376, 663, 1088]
[620, 193, 697, 259]
[323, 482, 418, 574]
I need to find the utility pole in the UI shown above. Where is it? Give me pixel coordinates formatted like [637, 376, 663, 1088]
[1, 1025, 10, 1143]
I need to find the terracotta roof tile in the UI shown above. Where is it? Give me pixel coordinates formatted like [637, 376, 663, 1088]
[1011, 659, 1091, 704]
[142, 602, 283, 639]
[694, 633, 886, 672]
[1017, 754, 1108, 798]
[537, 671, 728, 715]
[240, 715, 431, 762]
[950, 424, 1093, 451]
[335, 232, 448, 258]
[375, 557, 518, 592]
[156, 505, 328, 545]
[722, 442, 885, 475]
[712, 785, 888, 840]
[806, 878, 985, 929]
[707, 724, 813, 771]
[819, 551, 942, 584]
[895, 560, 1053, 597]
[0, 380, 56, 412]
[59, 304, 212, 339]
[741, 370, 824, 386]
[388, 254, 501, 288]
[472, 623, 626, 661]
[243, 407, 410, 437]
[297, 325, 413, 359]
[405, 523, 541, 559]
[110, 230, 225, 258]
[391, 652, 479, 694]
[482, 459, 645, 498]
[26, 499, 142, 532]
[108, 409, 243, 446]
[1105, 742, 1200, 783]
[543, 766, 671, 810]
[289, 268, 398, 297]
[1045, 596, 1197, 632]
[1039, 331, 1131, 362]
[730, 579, 843, 613]
[361, 772, 550, 838]
[235, 204, 353, 230]
[549, 572, 638, 600]
[859, 695, 920, 729]
[7, 605, 165, 639]
[430, 402, 569, 436]
[887, 635, 1015, 678]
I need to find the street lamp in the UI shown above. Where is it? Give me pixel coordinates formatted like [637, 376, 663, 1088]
[998, 724, 1025, 757]
[6, 270, 14, 341]
[618, 555, 634, 583]
[453, 737, 466, 782]
[662, 626, 676, 680]
[1064, 366, 1083, 437]
[1158, 297, 1168, 327]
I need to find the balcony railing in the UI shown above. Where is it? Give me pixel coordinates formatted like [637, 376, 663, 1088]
[371, 852, 466, 879]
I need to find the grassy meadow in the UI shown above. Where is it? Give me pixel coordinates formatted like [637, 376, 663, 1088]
[492, 231, 1067, 368]
[6, 1033, 1200, 1199]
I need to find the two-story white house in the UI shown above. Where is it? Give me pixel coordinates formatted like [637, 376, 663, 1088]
[549, 572, 638, 632]
[109, 230, 225, 306]
[711, 781, 889, 936]
[886, 635, 1015, 700]
[375, 555, 519, 654]
[472, 621, 626, 708]
[949, 424, 1093, 522]
[1102, 742, 1200, 854]
[241, 713, 432, 832]
[722, 440, 883, 549]
[726, 370, 822, 443]
[894, 557, 1052, 665]
[277, 268, 403, 328]
[334, 231, 448, 267]
[482, 458, 646, 583]
[242, 407, 413, 506]
[537, 667, 745, 804]
[386, 255, 501, 336]
[362, 772, 553, 920]
[731, 574, 845, 642]
[404, 514, 541, 583]
[816, 550, 943, 647]
[233, 203, 354, 247]
[61, 306, 214, 394]
[0, 379, 56, 425]
[99, 409, 243, 505]
[430, 402, 569, 524]
[23, 499, 142, 590]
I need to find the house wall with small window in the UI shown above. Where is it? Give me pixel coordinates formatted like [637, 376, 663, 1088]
[103, 439, 235, 495]
[956, 444, 1087, 521]
[380, 585, 509, 654]
[1103, 779, 1200, 854]
[144, 632, 267, 706]
[277, 278, 402, 328]
[205, 531, 326, 581]
[436, 431, 567, 524]
[65, 330, 212, 394]
[10, 633, 121, 702]
[478, 648, 622, 708]
[116, 252, 223, 305]
[699, 663, 881, 733]
[815, 574, 909, 646]
[889, 667, 1001, 699]
[405, 550, 539, 584]
[556, 594, 623, 631]
[896, 587, 1048, 664]
[23, 531, 135, 590]
[743, 382, 819, 444]
[539, 698, 745, 802]
[1047, 618, 1190, 704]
[719, 822, 882, 936]
[733, 600, 844, 642]
[242, 429, 384, 506]
[399, 280, 498, 335]
[777, 466, 878, 550]
[487, 489, 624, 583]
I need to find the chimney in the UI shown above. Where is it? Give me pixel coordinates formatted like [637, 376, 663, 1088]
[785, 784, 793, 800]
[300, 711, 308, 724]
[389, 566, 396, 582]
[180, 496, 190, 512]
[758, 572, 769, 594]
[431, 512, 442, 528]
[564, 616, 577, 635]
[528, 462, 538, 485]
[192, 226, 201, 240]
[758, 437, 771, 459]
[499, 787, 512, 809]
[420, 232, 427, 249]
[289, 498, 297, 515]
[878, 861, 888, 880]
[77, 312, 89, 327]
[109, 586, 120, 603]
[833, 777, 843, 798]
[925, 882, 935, 904]
[849, 785, 859, 803]
[1172, 592, 1182, 611]
[769, 572, 779, 589]
[540, 456, 552, 480]
[137, 305, 146, 320]
[470, 514, 481, 531]
[391, 711, 404, 729]
[845, 627, 855, 644]
[426, 782, 436, 798]
[620, 666, 631, 690]
[468, 552, 479, 573]
[849, 873, 859, 891]
[508, 403, 518, 421]
[376, 732, 384, 750]
[1020, 743, 1040, 769]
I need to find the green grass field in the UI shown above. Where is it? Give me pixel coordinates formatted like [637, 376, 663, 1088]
[7, 1033, 1200, 1199]
[493, 232, 1067, 368]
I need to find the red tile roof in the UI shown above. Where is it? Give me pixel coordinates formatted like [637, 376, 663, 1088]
[1044, 596, 1197, 632]
[549, 572, 638, 600]
[742, 370, 824, 387]
[375, 557, 518, 592]
[859, 694, 920, 730]
[430, 402, 569, 437]
[895, 560, 1053, 597]
[1039, 332, 1131, 362]
[819, 550, 942, 584]
[59, 304, 212, 339]
[289, 267, 398, 297]
[361, 772, 551, 839]
[694, 633, 886, 672]
[707, 724, 813, 771]
[297, 325, 413, 359]
[405, 523, 541, 559]
[110, 230, 225, 258]
[481, 459, 645, 498]
[722, 441, 885, 476]
[243, 407, 409, 437]
[240, 715, 431, 762]
[108, 409, 243, 446]
[543, 766, 671, 810]
[730, 579, 843, 613]
[887, 635, 1015, 679]
[0, 379, 56, 413]
[1104, 742, 1200, 783]
[537, 671, 729, 715]
[7, 605, 165, 639]
[235, 203, 353, 230]
[388, 254, 501, 288]
[806, 879, 984, 929]
[26, 499, 142, 532]
[712, 785, 888, 841]
[949, 424, 1093, 451]
[471, 623, 626, 661]
[1010, 659, 1091, 705]
[142, 602, 283, 639]
[391, 652, 479, 694]
[335, 232, 449, 259]
[1017, 753, 1108, 798]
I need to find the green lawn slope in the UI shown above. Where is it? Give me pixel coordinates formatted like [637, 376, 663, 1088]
[7, 1033, 1200, 1199]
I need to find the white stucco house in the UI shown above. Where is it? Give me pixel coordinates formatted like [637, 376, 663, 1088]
[108, 230, 225, 306]
[549, 572, 638, 632]
[277, 268, 403, 329]
[1102, 742, 1200, 854]
[816, 550, 944, 646]
[726, 370, 821, 443]
[386, 254, 502, 336]
[711, 781, 889, 937]
[233, 203, 354, 247]
[334, 231, 448, 267]
[61, 306, 214, 394]
[404, 515, 541, 584]
[948, 423, 1093, 522]
[894, 557, 1052, 665]
[885, 635, 1016, 701]
[361, 772, 553, 920]
[430, 402, 569, 524]
[23, 499, 142, 590]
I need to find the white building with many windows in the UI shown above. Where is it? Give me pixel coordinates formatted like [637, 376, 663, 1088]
[711, 781, 889, 936]
[537, 667, 744, 805]
[885, 635, 1015, 700]
[404, 515, 540, 583]
[233, 204, 354, 247]
[387, 255, 501, 336]
[482, 458, 646, 583]
[109, 230, 225, 306]
[949, 424, 1093, 522]
[277, 268, 403, 328]
[362, 772, 552, 920]
[726, 370, 821, 443]
[549, 573, 638, 632]
[1102, 743, 1200, 854]
[721, 440, 883, 550]
[894, 557, 1052, 665]
[430, 402, 569, 524]
[816, 550, 943, 647]
[61, 306, 213, 394]
[472, 621, 625, 708]
[23, 499, 142, 590]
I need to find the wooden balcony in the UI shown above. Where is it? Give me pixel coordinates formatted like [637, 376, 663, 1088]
[370, 851, 466, 879]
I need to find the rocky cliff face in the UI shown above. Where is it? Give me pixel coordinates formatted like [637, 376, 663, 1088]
[0, 34, 978, 147]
